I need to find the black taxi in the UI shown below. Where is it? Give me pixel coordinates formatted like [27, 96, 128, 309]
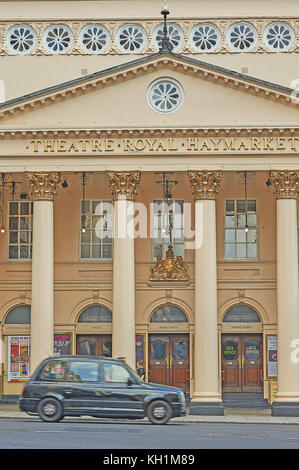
[19, 356, 186, 424]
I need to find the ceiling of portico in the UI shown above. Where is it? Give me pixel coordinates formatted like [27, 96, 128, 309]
[0, 52, 298, 131]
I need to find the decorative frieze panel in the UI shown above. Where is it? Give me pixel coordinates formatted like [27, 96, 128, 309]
[0, 18, 298, 55]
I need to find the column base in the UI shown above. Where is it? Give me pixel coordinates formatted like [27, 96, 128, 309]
[189, 400, 224, 416]
[272, 402, 299, 417]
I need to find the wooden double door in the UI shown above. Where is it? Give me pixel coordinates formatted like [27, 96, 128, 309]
[76, 335, 112, 358]
[148, 334, 190, 393]
[221, 334, 263, 393]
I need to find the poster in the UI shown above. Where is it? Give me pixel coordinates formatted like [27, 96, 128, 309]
[54, 334, 71, 356]
[267, 335, 278, 377]
[8, 336, 30, 382]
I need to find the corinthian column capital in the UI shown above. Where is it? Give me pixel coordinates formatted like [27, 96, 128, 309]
[107, 171, 141, 201]
[188, 170, 222, 200]
[26, 172, 61, 201]
[269, 170, 299, 199]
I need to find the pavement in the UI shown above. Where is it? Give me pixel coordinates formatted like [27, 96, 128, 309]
[1, 404, 299, 424]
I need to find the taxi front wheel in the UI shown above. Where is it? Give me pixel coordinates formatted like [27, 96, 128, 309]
[146, 400, 172, 425]
[37, 397, 64, 422]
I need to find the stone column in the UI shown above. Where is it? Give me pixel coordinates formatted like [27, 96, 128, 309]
[107, 171, 141, 369]
[188, 170, 224, 415]
[26, 172, 60, 374]
[269, 171, 299, 416]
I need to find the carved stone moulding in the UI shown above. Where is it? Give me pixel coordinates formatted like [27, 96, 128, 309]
[106, 171, 141, 201]
[149, 246, 190, 281]
[269, 170, 299, 199]
[26, 172, 61, 201]
[188, 170, 222, 200]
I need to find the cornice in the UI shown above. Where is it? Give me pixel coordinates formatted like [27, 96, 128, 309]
[0, 126, 299, 138]
[0, 53, 297, 118]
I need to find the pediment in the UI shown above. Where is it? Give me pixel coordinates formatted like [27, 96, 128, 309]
[0, 52, 298, 131]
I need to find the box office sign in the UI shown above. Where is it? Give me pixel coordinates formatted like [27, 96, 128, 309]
[8, 336, 30, 382]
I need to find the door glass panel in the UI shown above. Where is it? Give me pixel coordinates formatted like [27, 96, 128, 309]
[101, 341, 112, 358]
[67, 361, 99, 382]
[222, 341, 238, 361]
[79, 340, 95, 355]
[173, 340, 188, 361]
[244, 340, 260, 361]
[151, 340, 167, 360]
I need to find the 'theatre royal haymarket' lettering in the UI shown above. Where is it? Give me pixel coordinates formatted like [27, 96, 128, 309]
[30, 136, 299, 153]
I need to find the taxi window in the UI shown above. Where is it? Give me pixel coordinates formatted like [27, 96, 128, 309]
[40, 361, 66, 381]
[66, 361, 100, 382]
[102, 362, 131, 383]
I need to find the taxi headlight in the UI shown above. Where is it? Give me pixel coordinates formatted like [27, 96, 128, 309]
[178, 391, 186, 405]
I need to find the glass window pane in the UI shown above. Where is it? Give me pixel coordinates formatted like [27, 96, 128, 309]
[20, 246, 29, 258]
[81, 230, 90, 244]
[247, 243, 257, 258]
[9, 217, 18, 230]
[225, 244, 235, 258]
[92, 245, 101, 259]
[9, 231, 18, 244]
[151, 340, 167, 360]
[223, 305, 260, 322]
[247, 230, 257, 243]
[175, 243, 184, 257]
[102, 245, 112, 259]
[81, 245, 90, 259]
[247, 214, 256, 228]
[9, 202, 18, 215]
[153, 244, 162, 258]
[247, 200, 256, 212]
[226, 200, 234, 212]
[236, 229, 246, 243]
[20, 217, 29, 230]
[20, 202, 29, 215]
[225, 215, 235, 228]
[9, 246, 18, 259]
[236, 244, 246, 258]
[236, 214, 245, 228]
[20, 231, 29, 243]
[225, 229, 235, 242]
[78, 305, 112, 323]
[237, 200, 246, 213]
[151, 305, 187, 322]
[5, 305, 31, 324]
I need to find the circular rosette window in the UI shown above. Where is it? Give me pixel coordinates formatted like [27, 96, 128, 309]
[43, 24, 73, 54]
[190, 23, 221, 52]
[6, 24, 37, 54]
[79, 24, 110, 53]
[227, 22, 258, 52]
[263, 22, 294, 52]
[115, 24, 147, 53]
[153, 23, 184, 52]
[147, 78, 184, 114]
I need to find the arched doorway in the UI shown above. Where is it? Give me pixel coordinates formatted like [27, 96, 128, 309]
[221, 304, 263, 393]
[148, 305, 190, 393]
[76, 305, 112, 357]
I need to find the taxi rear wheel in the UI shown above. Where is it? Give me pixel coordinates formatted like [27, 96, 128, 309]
[37, 397, 64, 422]
[146, 400, 172, 425]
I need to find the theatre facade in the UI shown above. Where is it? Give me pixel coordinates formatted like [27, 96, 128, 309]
[0, 0, 299, 416]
